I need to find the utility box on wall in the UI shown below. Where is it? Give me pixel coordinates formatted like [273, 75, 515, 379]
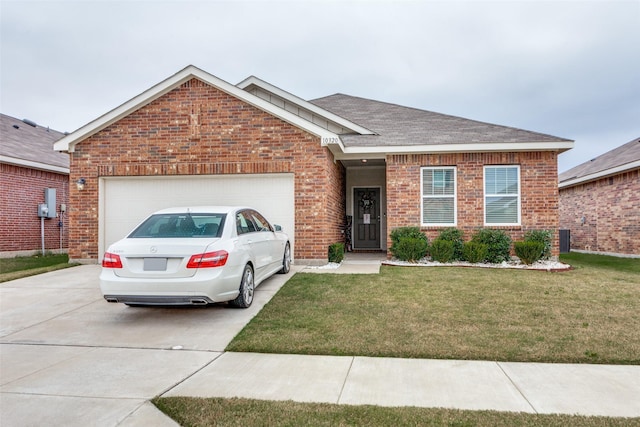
[38, 188, 57, 219]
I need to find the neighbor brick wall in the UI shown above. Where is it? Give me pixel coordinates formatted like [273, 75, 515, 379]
[386, 151, 560, 256]
[67, 78, 344, 262]
[0, 163, 69, 253]
[559, 169, 639, 255]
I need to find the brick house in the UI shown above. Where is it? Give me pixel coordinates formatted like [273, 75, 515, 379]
[559, 138, 640, 255]
[1, 113, 68, 256]
[53, 66, 573, 264]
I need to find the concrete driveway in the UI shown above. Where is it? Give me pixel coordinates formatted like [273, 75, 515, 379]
[0, 264, 295, 426]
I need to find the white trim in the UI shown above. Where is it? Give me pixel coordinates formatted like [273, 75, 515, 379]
[420, 166, 457, 227]
[237, 76, 376, 136]
[54, 65, 339, 153]
[559, 160, 640, 188]
[483, 165, 521, 226]
[1, 155, 69, 174]
[335, 141, 574, 158]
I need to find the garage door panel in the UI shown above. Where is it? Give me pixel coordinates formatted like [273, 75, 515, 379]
[100, 174, 294, 259]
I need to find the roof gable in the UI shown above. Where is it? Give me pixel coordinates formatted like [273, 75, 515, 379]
[54, 65, 338, 152]
[559, 137, 640, 187]
[237, 76, 375, 136]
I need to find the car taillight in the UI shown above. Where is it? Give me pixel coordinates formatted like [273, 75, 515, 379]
[187, 250, 228, 268]
[102, 252, 123, 268]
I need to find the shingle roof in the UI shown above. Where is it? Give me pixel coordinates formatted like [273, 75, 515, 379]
[1, 113, 69, 171]
[310, 93, 572, 147]
[559, 137, 640, 185]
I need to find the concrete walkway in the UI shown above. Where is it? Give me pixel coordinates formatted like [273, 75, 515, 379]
[1, 258, 639, 427]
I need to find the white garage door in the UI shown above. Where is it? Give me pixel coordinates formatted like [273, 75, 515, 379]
[99, 174, 295, 259]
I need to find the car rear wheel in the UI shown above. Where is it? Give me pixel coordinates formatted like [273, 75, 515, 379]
[278, 243, 291, 274]
[231, 264, 254, 308]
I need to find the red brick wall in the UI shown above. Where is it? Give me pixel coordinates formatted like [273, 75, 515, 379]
[386, 151, 560, 256]
[559, 169, 639, 255]
[0, 163, 69, 253]
[67, 78, 344, 261]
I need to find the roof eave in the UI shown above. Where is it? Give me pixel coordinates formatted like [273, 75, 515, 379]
[54, 65, 339, 153]
[559, 160, 640, 189]
[1, 155, 70, 174]
[332, 141, 574, 159]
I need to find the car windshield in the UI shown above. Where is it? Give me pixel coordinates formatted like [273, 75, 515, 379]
[128, 213, 226, 238]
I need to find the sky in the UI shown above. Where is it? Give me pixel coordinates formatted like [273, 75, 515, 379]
[1, 0, 638, 173]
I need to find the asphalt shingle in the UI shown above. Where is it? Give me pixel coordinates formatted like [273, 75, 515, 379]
[559, 137, 640, 183]
[1, 114, 68, 170]
[310, 94, 572, 147]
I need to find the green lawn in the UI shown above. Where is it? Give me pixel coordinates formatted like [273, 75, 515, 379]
[154, 397, 639, 427]
[0, 253, 78, 282]
[227, 253, 640, 364]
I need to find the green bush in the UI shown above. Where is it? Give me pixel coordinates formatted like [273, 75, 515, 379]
[390, 227, 427, 246]
[430, 239, 455, 263]
[392, 237, 429, 262]
[390, 227, 429, 262]
[436, 228, 464, 261]
[523, 229, 553, 260]
[328, 242, 345, 263]
[514, 241, 545, 265]
[462, 241, 489, 263]
[471, 229, 512, 263]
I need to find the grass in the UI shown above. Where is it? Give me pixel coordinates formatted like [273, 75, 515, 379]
[154, 397, 639, 427]
[0, 253, 78, 282]
[227, 253, 640, 364]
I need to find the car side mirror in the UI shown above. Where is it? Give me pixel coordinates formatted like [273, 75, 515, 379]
[274, 224, 282, 231]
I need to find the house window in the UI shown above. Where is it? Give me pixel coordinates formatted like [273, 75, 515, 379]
[421, 167, 456, 226]
[484, 165, 520, 225]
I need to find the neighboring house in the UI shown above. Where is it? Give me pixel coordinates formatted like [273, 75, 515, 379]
[53, 65, 573, 264]
[559, 138, 640, 255]
[1, 113, 69, 256]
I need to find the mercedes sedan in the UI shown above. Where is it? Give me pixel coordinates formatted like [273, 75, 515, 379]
[100, 206, 291, 308]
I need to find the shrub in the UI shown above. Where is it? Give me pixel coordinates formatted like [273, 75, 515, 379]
[390, 227, 427, 246]
[390, 227, 429, 262]
[471, 229, 512, 263]
[523, 229, 553, 260]
[430, 239, 455, 263]
[436, 228, 464, 261]
[392, 237, 429, 262]
[514, 241, 545, 265]
[462, 241, 489, 263]
[328, 242, 344, 263]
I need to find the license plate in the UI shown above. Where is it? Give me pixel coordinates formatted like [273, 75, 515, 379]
[144, 258, 168, 271]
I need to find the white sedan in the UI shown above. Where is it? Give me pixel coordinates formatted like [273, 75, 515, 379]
[100, 206, 291, 308]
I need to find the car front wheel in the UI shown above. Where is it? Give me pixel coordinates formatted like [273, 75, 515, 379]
[231, 264, 254, 308]
[278, 243, 291, 274]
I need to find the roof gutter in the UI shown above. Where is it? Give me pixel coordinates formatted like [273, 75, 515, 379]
[331, 141, 574, 160]
[1, 155, 70, 174]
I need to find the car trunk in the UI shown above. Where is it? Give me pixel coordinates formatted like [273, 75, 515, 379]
[112, 238, 218, 279]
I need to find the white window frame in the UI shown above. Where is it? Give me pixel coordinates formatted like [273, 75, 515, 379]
[484, 165, 521, 226]
[420, 166, 457, 226]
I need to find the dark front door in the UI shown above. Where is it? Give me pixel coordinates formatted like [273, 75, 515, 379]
[354, 188, 381, 249]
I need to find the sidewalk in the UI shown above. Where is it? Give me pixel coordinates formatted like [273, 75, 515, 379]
[301, 251, 386, 274]
[164, 352, 640, 417]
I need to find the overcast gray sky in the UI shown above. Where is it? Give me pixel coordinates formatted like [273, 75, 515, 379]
[1, 0, 638, 172]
